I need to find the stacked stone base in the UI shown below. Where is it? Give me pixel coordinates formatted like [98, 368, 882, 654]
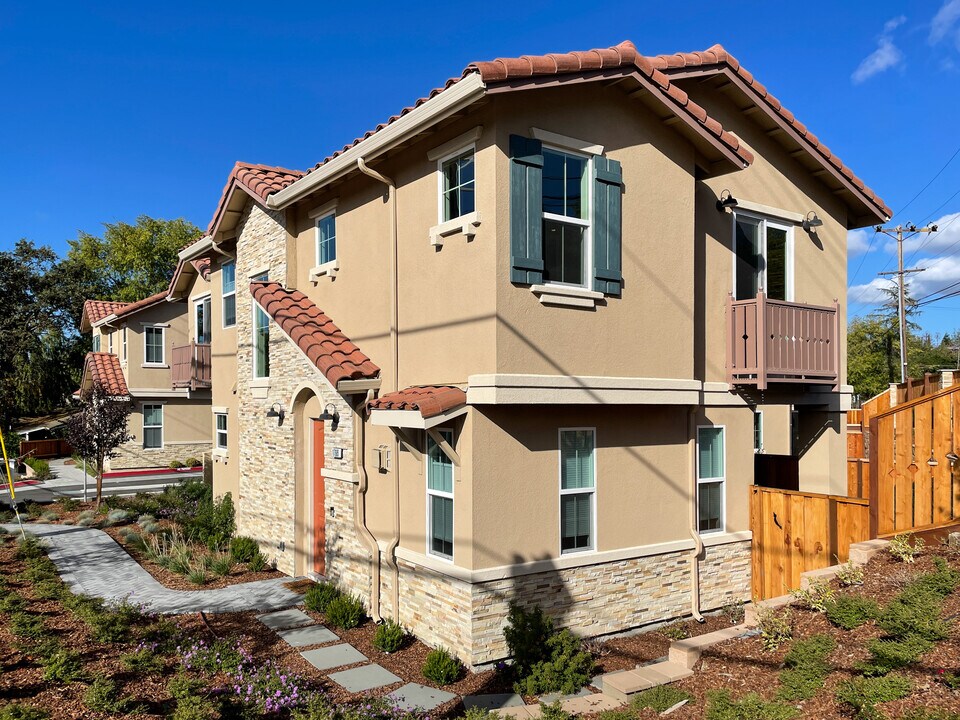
[109, 441, 210, 471]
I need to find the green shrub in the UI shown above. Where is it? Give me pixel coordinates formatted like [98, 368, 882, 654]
[184, 457, 201, 468]
[169, 460, 185, 469]
[0, 592, 24, 613]
[373, 619, 406, 653]
[83, 674, 131, 713]
[169, 554, 191, 575]
[121, 647, 165, 674]
[825, 595, 879, 630]
[187, 565, 208, 586]
[37, 511, 58, 523]
[422, 647, 462, 685]
[85, 597, 148, 643]
[168, 672, 207, 700]
[910, 557, 960, 598]
[902, 709, 960, 720]
[105, 509, 130, 525]
[182, 489, 234, 550]
[877, 591, 950, 642]
[705, 690, 797, 720]
[58, 498, 80, 512]
[757, 605, 793, 651]
[10, 612, 45, 639]
[24, 458, 52, 481]
[41, 648, 84, 682]
[723, 602, 746, 625]
[503, 603, 554, 674]
[888, 533, 923, 563]
[859, 635, 934, 676]
[0, 705, 49, 720]
[15, 536, 44, 560]
[515, 630, 594, 696]
[210, 553, 235, 577]
[597, 710, 634, 720]
[304, 581, 341, 613]
[171, 695, 218, 720]
[836, 675, 912, 720]
[247, 552, 268, 572]
[630, 685, 694, 713]
[325, 594, 365, 629]
[538, 701, 572, 720]
[33, 578, 65, 600]
[777, 634, 835, 701]
[462, 708, 501, 720]
[229, 535, 259, 563]
[790, 579, 835, 613]
[661, 622, 689, 640]
[837, 560, 865, 586]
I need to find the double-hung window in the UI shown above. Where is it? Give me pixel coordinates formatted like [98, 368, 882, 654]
[733, 214, 792, 301]
[215, 413, 228, 450]
[697, 426, 725, 533]
[560, 429, 595, 553]
[316, 213, 337, 266]
[427, 430, 454, 559]
[440, 148, 475, 222]
[222, 261, 236, 328]
[252, 272, 270, 378]
[92, 334, 100, 352]
[542, 149, 590, 287]
[195, 297, 211, 344]
[144, 326, 165, 365]
[122, 327, 127, 362]
[143, 405, 163, 449]
[108, 332, 113, 354]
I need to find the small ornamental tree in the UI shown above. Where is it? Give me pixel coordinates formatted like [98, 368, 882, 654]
[65, 381, 132, 506]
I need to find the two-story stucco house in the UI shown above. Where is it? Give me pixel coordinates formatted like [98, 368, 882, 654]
[79, 258, 214, 469]
[175, 41, 889, 668]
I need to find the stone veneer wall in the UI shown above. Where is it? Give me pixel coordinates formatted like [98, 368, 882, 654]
[396, 540, 751, 668]
[232, 202, 369, 589]
[110, 441, 211, 470]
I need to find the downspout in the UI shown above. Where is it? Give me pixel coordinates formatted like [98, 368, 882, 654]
[356, 157, 401, 618]
[354, 389, 382, 622]
[688, 406, 705, 623]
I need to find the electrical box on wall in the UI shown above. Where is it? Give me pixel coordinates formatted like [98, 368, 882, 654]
[372, 445, 391, 472]
[332, 447, 344, 460]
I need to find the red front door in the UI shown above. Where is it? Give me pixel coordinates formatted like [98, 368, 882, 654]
[312, 420, 326, 576]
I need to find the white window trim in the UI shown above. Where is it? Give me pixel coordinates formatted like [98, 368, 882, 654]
[558, 427, 597, 556]
[252, 273, 270, 380]
[430, 211, 481, 247]
[531, 127, 604, 156]
[754, 410, 764, 454]
[143, 325, 166, 366]
[435, 144, 477, 220]
[142, 404, 164, 450]
[541, 145, 594, 292]
[312, 211, 338, 280]
[92, 335, 100, 352]
[221, 260, 237, 329]
[307, 198, 338, 219]
[426, 126, 483, 161]
[731, 211, 795, 302]
[108, 332, 113, 354]
[310, 258, 340, 283]
[426, 428, 455, 562]
[121, 327, 127, 362]
[696, 424, 726, 535]
[194, 296, 211, 344]
[214, 412, 228, 451]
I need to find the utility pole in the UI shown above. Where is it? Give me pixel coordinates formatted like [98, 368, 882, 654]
[877, 223, 939, 383]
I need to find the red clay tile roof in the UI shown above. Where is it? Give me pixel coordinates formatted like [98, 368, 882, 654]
[649, 44, 891, 220]
[80, 352, 129, 397]
[300, 40, 753, 177]
[83, 299, 130, 326]
[190, 257, 211, 280]
[208, 162, 304, 236]
[250, 281, 380, 386]
[368, 386, 467, 419]
[112, 290, 169, 320]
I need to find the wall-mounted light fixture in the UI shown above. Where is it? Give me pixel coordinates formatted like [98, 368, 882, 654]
[715, 189, 738, 212]
[313, 403, 340, 429]
[927, 451, 939, 467]
[802, 211, 824, 232]
[946, 451, 959, 468]
[266, 403, 285, 426]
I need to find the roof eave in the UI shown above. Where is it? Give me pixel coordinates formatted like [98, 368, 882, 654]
[178, 236, 214, 262]
[269, 72, 488, 209]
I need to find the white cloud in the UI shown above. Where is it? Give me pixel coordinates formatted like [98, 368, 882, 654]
[930, 0, 960, 43]
[849, 255, 960, 309]
[852, 36, 904, 83]
[891, 212, 960, 255]
[885, 15, 907, 32]
[849, 277, 895, 306]
[847, 228, 874, 255]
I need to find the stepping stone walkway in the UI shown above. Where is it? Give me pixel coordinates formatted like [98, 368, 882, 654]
[277, 625, 339, 647]
[5, 523, 304, 614]
[329, 664, 403, 693]
[258, 608, 314, 631]
[388, 683, 458, 712]
[463, 694, 525, 711]
[300, 644, 367, 671]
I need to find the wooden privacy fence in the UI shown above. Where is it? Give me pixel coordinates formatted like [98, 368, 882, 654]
[869, 383, 960, 537]
[19, 439, 72, 459]
[750, 485, 870, 600]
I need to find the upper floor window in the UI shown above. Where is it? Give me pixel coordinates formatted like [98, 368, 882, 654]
[697, 426, 725, 533]
[733, 213, 793, 302]
[144, 326, 165, 365]
[122, 327, 127, 361]
[194, 296, 211, 344]
[222, 261, 236, 328]
[252, 272, 270, 379]
[108, 331, 113, 354]
[543, 148, 590, 287]
[440, 148, 475, 222]
[92, 334, 100, 352]
[427, 430, 454, 560]
[560, 428, 595, 553]
[316, 213, 337, 266]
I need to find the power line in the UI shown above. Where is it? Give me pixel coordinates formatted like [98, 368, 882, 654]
[895, 144, 960, 217]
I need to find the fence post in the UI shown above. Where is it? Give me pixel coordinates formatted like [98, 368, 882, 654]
[868, 417, 880, 538]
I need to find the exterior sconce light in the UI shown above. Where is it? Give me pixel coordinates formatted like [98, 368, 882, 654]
[313, 403, 340, 429]
[802, 211, 824, 231]
[715, 189, 738, 212]
[946, 452, 959, 468]
[927, 451, 939, 467]
[266, 403, 285, 426]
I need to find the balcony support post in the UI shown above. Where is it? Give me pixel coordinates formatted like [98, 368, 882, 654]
[756, 290, 767, 391]
[832, 297, 840, 392]
[726, 293, 735, 387]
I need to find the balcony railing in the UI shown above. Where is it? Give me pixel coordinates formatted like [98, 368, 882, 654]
[171, 343, 212, 390]
[727, 292, 839, 390]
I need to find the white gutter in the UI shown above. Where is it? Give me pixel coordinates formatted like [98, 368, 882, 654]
[269, 73, 487, 209]
[178, 236, 214, 261]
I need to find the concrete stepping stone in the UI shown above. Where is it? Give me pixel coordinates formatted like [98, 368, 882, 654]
[494, 706, 541, 719]
[300, 644, 367, 671]
[329, 663, 402, 693]
[539, 688, 591, 704]
[387, 682, 458, 711]
[278, 624, 339, 647]
[258, 608, 313, 631]
[463, 694, 525, 711]
[560, 694, 621, 714]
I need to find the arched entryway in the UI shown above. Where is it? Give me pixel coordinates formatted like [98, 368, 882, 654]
[292, 385, 326, 578]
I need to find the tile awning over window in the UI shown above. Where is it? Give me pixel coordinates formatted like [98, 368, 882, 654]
[368, 386, 467, 429]
[79, 352, 130, 398]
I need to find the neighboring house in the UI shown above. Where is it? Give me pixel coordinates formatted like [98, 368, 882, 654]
[79, 258, 214, 470]
[174, 41, 889, 668]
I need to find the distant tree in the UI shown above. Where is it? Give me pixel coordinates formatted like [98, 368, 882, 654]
[65, 382, 132, 506]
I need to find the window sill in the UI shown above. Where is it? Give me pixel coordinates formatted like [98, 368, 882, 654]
[531, 284, 603, 309]
[429, 211, 481, 247]
[309, 259, 340, 282]
[250, 377, 270, 400]
[141, 363, 169, 369]
[213, 449, 229, 462]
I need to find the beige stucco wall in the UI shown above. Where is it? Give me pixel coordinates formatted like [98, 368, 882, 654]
[112, 398, 212, 469]
[208, 253, 240, 502]
[117, 300, 192, 392]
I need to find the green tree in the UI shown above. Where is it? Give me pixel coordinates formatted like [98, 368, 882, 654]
[65, 381, 132, 506]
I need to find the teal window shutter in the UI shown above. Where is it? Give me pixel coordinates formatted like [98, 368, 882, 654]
[509, 135, 544, 285]
[592, 155, 623, 296]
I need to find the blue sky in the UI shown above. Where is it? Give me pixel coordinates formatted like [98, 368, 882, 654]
[2, 1, 960, 335]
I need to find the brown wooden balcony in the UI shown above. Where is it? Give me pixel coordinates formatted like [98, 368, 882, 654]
[727, 292, 839, 390]
[172, 343, 212, 390]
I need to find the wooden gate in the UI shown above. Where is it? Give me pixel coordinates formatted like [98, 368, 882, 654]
[750, 486, 870, 600]
[868, 383, 960, 537]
